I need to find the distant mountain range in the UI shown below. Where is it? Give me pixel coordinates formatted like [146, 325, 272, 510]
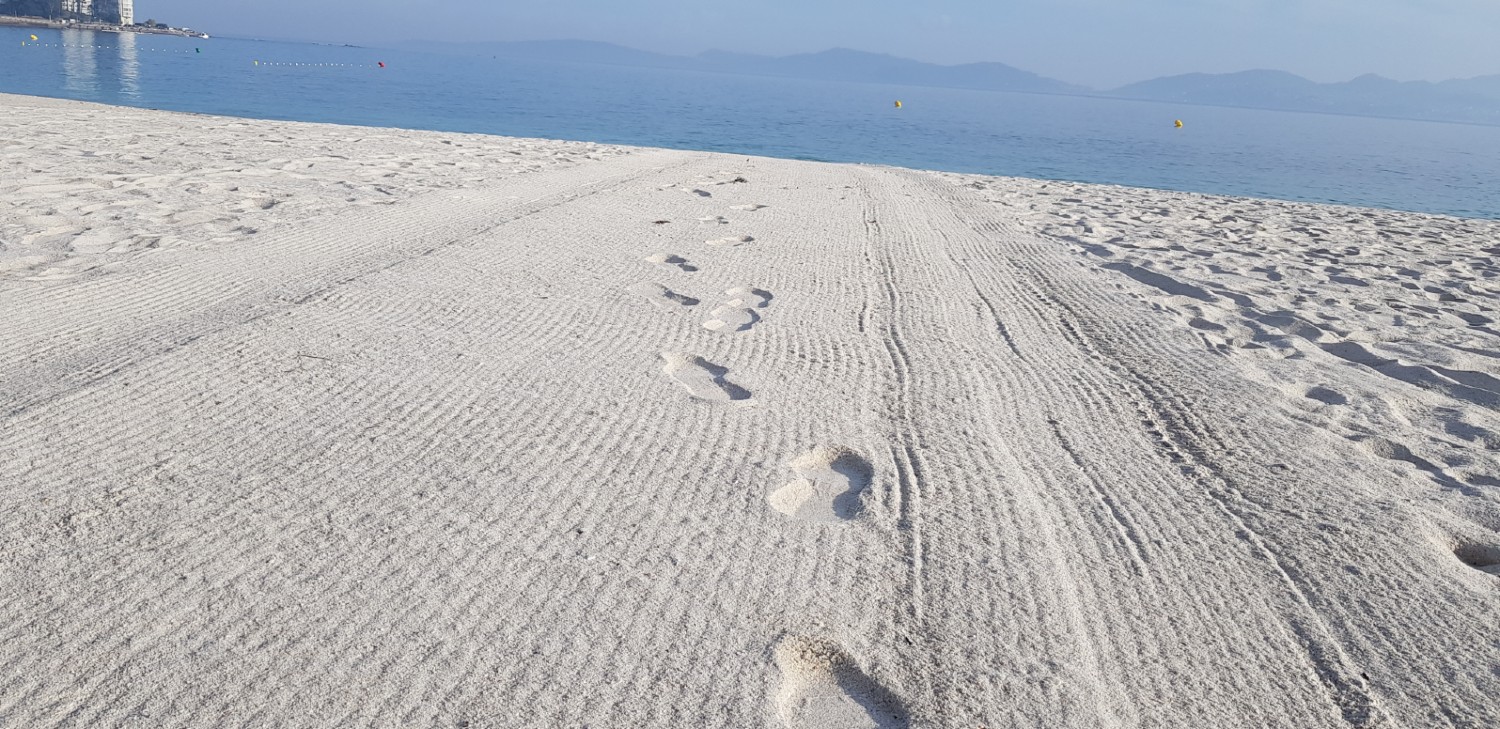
[400, 40, 1085, 95]
[396, 40, 1500, 125]
[1111, 70, 1500, 124]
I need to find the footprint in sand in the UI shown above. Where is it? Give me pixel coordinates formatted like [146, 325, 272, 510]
[629, 283, 699, 310]
[661, 352, 751, 402]
[1455, 543, 1500, 576]
[722, 286, 772, 309]
[774, 636, 908, 729]
[768, 446, 872, 522]
[704, 306, 762, 333]
[645, 253, 699, 273]
[732, 204, 769, 212]
[699, 216, 731, 225]
[686, 188, 713, 198]
[703, 287, 773, 333]
[708, 235, 755, 248]
[1303, 385, 1348, 406]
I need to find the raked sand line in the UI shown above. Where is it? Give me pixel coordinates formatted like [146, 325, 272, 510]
[0, 148, 692, 416]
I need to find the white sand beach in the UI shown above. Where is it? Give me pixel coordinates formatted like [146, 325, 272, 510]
[2, 93, 1498, 727]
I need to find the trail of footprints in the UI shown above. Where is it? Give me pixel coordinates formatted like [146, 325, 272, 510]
[633, 175, 906, 727]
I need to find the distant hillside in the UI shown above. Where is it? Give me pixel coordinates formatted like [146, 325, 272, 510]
[1110, 70, 1500, 125]
[429, 40, 676, 70]
[400, 40, 1084, 95]
[396, 39, 1500, 125]
[0, 0, 52, 17]
[692, 48, 1083, 94]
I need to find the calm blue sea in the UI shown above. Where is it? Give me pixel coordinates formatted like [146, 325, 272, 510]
[4, 28, 1499, 219]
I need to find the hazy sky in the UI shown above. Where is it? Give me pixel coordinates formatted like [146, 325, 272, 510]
[142, 0, 1500, 88]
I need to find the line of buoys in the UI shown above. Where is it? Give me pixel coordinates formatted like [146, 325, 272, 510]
[20, 42, 200, 53]
[252, 60, 387, 69]
[18, 37, 387, 70]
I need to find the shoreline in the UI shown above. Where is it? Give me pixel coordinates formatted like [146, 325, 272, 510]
[3, 91, 1494, 222]
[1, 14, 208, 38]
[2, 92, 1498, 726]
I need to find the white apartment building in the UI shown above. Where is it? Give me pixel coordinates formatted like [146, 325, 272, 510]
[2, 0, 128, 23]
[59, 0, 92, 17]
[108, 0, 131, 24]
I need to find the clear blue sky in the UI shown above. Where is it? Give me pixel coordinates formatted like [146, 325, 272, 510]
[140, 0, 1500, 88]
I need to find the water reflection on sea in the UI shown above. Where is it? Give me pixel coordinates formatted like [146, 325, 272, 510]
[118, 32, 139, 97]
[61, 29, 96, 94]
[55, 29, 139, 98]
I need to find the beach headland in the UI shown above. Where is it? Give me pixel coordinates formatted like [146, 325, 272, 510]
[1, 14, 208, 38]
[1, 92, 1497, 726]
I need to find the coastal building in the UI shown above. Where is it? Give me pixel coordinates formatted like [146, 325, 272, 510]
[3, 0, 132, 24]
[95, 0, 130, 24]
[59, 0, 91, 18]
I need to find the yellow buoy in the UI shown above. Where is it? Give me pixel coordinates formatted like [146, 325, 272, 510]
[894, 100, 903, 109]
[1174, 119, 1184, 128]
[30, 34, 39, 41]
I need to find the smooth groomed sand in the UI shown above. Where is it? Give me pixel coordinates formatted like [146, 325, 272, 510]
[2, 92, 1499, 727]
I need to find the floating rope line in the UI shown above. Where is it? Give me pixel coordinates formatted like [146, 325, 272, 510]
[20, 41, 202, 54]
[18, 41, 388, 69]
[253, 60, 387, 69]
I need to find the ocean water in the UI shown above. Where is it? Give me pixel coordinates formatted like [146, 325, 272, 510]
[4, 27, 1499, 219]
